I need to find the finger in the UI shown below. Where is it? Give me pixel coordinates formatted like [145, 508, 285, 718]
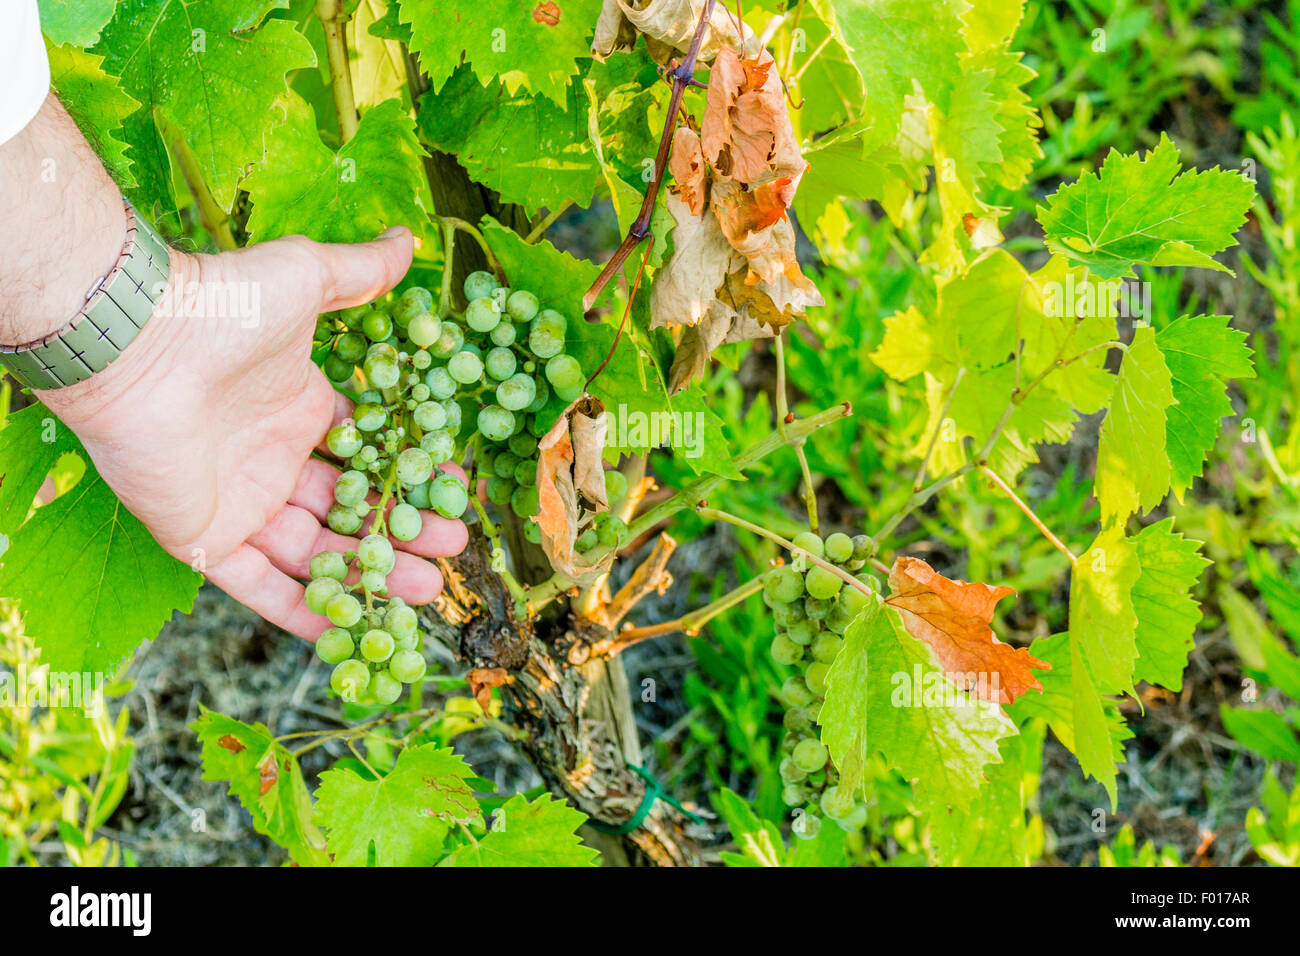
[291, 457, 347, 521]
[247, 504, 445, 605]
[311, 226, 415, 312]
[206, 544, 331, 641]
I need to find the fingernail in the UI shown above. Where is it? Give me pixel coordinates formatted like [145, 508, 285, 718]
[378, 225, 407, 239]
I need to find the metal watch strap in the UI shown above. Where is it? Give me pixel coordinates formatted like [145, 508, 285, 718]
[0, 201, 170, 390]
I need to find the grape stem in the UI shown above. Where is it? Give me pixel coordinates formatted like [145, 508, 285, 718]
[524, 202, 573, 244]
[582, 0, 717, 311]
[696, 506, 879, 601]
[774, 332, 818, 532]
[611, 570, 767, 649]
[316, 0, 359, 144]
[159, 115, 236, 250]
[979, 465, 1078, 564]
[437, 218, 457, 319]
[525, 401, 852, 613]
[467, 476, 530, 617]
[436, 216, 503, 282]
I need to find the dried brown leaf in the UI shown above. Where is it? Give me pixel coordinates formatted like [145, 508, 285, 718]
[535, 397, 614, 584]
[884, 556, 1049, 705]
[669, 127, 708, 216]
[468, 667, 509, 712]
[594, 0, 757, 63]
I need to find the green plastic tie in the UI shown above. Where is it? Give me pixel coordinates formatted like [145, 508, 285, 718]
[588, 763, 705, 835]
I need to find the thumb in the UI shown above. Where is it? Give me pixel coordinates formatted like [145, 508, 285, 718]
[308, 226, 415, 313]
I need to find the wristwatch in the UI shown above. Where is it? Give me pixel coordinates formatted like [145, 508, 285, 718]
[0, 199, 170, 390]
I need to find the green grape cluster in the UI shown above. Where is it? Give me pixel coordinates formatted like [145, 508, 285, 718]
[766, 530, 877, 839]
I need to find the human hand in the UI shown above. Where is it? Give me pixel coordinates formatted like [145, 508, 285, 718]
[38, 226, 468, 639]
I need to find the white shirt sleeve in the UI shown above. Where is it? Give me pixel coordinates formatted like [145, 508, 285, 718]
[0, 0, 52, 147]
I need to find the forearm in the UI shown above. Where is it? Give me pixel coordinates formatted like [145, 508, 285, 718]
[0, 92, 128, 346]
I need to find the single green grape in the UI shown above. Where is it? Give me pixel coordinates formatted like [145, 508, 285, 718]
[419, 429, 455, 464]
[408, 312, 441, 348]
[507, 289, 539, 322]
[811, 632, 844, 663]
[526, 377, 550, 412]
[305, 577, 343, 616]
[851, 534, 876, 561]
[597, 515, 626, 549]
[413, 400, 447, 432]
[513, 460, 536, 487]
[791, 531, 825, 559]
[425, 366, 457, 400]
[837, 582, 872, 615]
[805, 565, 842, 600]
[786, 618, 820, 646]
[782, 784, 810, 807]
[309, 550, 348, 582]
[792, 738, 828, 773]
[442, 399, 463, 432]
[326, 592, 363, 628]
[465, 296, 503, 333]
[361, 569, 387, 594]
[327, 503, 363, 536]
[463, 270, 498, 302]
[803, 597, 830, 621]
[490, 322, 518, 347]
[362, 310, 393, 342]
[357, 534, 395, 574]
[353, 403, 387, 433]
[315, 627, 354, 665]
[396, 447, 435, 487]
[528, 326, 564, 359]
[784, 708, 812, 733]
[431, 322, 464, 360]
[334, 331, 367, 364]
[511, 484, 539, 521]
[553, 379, 583, 403]
[772, 599, 805, 628]
[486, 476, 514, 505]
[406, 481, 432, 510]
[496, 373, 536, 412]
[448, 350, 484, 384]
[523, 518, 541, 544]
[339, 305, 369, 329]
[429, 473, 469, 519]
[575, 528, 598, 552]
[493, 451, 520, 479]
[360, 628, 395, 662]
[771, 633, 804, 665]
[824, 532, 854, 563]
[782, 675, 816, 708]
[333, 469, 370, 506]
[603, 469, 628, 502]
[545, 354, 583, 391]
[508, 432, 538, 458]
[478, 404, 516, 442]
[326, 422, 364, 459]
[824, 605, 855, 635]
[364, 353, 400, 390]
[765, 566, 805, 604]
[389, 502, 423, 541]
[331, 659, 370, 702]
[384, 603, 418, 641]
[819, 785, 854, 820]
[395, 287, 434, 324]
[322, 353, 354, 383]
[805, 661, 830, 695]
[835, 804, 868, 831]
[779, 757, 806, 784]
[389, 648, 427, 684]
[485, 347, 517, 381]
[792, 811, 822, 841]
[368, 670, 404, 706]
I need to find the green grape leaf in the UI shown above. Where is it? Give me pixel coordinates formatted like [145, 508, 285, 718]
[0, 406, 202, 674]
[245, 96, 429, 243]
[1022, 256, 1118, 414]
[871, 306, 931, 381]
[418, 67, 601, 214]
[785, 4, 865, 135]
[95, 0, 316, 209]
[1036, 134, 1255, 279]
[47, 42, 140, 191]
[191, 708, 331, 866]
[38, 0, 119, 46]
[824, 0, 966, 149]
[1220, 707, 1300, 762]
[926, 732, 1027, 865]
[959, 0, 1025, 51]
[440, 793, 597, 867]
[797, 132, 916, 254]
[821, 600, 1016, 812]
[399, 0, 601, 108]
[1094, 327, 1175, 525]
[967, 48, 1042, 189]
[481, 217, 597, 319]
[1070, 526, 1140, 696]
[1130, 519, 1209, 691]
[1154, 314, 1255, 498]
[1009, 634, 1131, 808]
[315, 744, 481, 866]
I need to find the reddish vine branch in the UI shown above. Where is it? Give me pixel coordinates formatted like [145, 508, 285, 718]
[582, 0, 717, 311]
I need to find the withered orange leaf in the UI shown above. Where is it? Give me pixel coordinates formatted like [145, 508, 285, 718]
[468, 667, 510, 713]
[885, 556, 1049, 705]
[535, 396, 613, 583]
[257, 752, 279, 796]
[217, 734, 246, 754]
[669, 126, 708, 216]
